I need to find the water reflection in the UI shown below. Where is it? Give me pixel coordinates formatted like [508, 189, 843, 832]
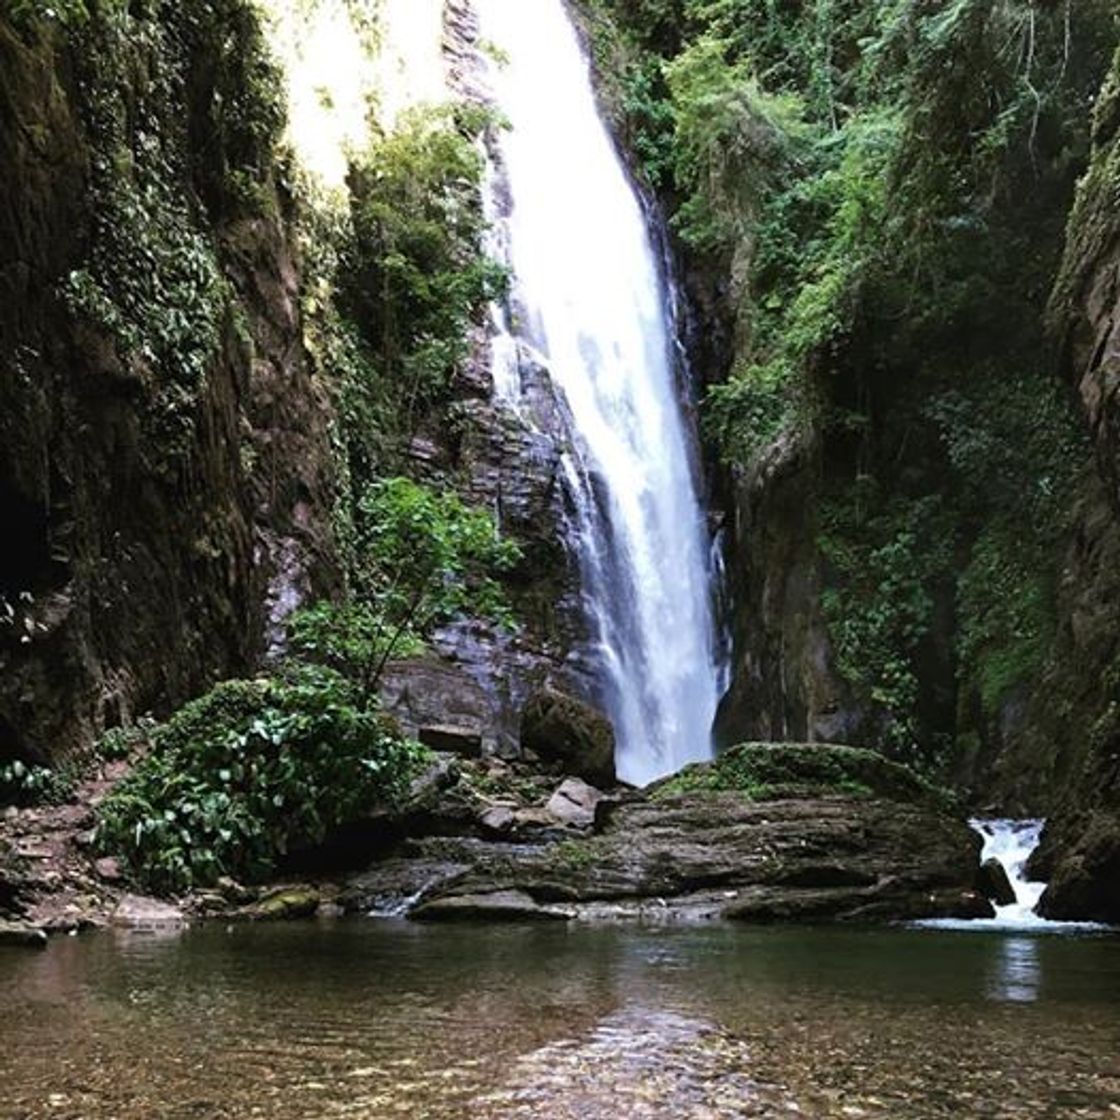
[985, 936, 1041, 1003]
[0, 923, 1117, 1119]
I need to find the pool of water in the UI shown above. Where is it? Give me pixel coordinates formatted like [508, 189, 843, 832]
[0, 920, 1117, 1118]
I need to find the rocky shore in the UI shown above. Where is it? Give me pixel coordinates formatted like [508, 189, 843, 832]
[0, 742, 996, 942]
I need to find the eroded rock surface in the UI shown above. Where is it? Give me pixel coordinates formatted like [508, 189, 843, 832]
[338, 744, 986, 925]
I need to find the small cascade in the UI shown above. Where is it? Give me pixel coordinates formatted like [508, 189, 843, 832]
[474, 0, 723, 786]
[917, 818, 1108, 932]
[973, 818, 1048, 927]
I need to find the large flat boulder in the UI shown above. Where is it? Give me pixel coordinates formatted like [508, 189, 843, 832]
[326, 744, 989, 924]
[421, 791, 983, 919]
[403, 743, 986, 923]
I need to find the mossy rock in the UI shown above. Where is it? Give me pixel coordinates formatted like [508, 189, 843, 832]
[520, 689, 616, 787]
[653, 742, 954, 810]
[249, 887, 321, 921]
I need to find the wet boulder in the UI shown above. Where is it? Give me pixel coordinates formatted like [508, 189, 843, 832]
[411, 888, 572, 922]
[111, 894, 186, 932]
[545, 777, 605, 829]
[1036, 813, 1120, 922]
[520, 689, 615, 787]
[976, 857, 1016, 906]
[0, 920, 47, 948]
[247, 886, 321, 921]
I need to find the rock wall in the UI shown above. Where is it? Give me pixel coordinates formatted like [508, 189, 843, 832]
[0, 12, 335, 763]
[1025, 46, 1120, 921]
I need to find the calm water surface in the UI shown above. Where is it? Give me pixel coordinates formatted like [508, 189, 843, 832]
[0, 921, 1117, 1118]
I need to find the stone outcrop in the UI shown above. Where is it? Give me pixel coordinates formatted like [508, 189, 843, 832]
[1036, 812, 1120, 923]
[337, 743, 987, 924]
[0, 14, 335, 766]
[976, 857, 1016, 907]
[379, 658, 496, 756]
[715, 433, 859, 749]
[404, 789, 985, 923]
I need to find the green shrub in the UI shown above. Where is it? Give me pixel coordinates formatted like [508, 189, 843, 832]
[95, 666, 428, 894]
[0, 760, 76, 807]
[343, 104, 508, 435]
[290, 477, 522, 693]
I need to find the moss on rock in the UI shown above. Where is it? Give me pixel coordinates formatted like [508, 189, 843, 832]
[654, 742, 953, 810]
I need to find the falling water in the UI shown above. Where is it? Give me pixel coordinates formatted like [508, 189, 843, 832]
[917, 818, 1110, 932]
[475, 0, 722, 785]
[973, 819, 1048, 926]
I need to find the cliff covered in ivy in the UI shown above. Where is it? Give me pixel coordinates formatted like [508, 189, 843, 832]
[0, 0, 336, 764]
[576, 0, 1119, 916]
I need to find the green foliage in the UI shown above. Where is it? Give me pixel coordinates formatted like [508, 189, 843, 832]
[4, 0, 94, 28]
[55, 0, 285, 465]
[343, 104, 508, 436]
[656, 741, 953, 809]
[956, 520, 1050, 716]
[95, 720, 155, 763]
[95, 666, 428, 894]
[665, 36, 805, 252]
[818, 488, 954, 768]
[0, 759, 75, 807]
[290, 477, 522, 692]
[580, 0, 1115, 775]
[551, 838, 599, 870]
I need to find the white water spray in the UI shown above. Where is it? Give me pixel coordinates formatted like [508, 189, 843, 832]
[476, 0, 722, 785]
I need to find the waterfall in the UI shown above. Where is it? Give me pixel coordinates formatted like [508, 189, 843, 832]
[475, 0, 722, 786]
[974, 819, 1048, 927]
[917, 818, 1109, 932]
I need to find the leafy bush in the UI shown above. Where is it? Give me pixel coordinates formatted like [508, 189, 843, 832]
[343, 104, 508, 436]
[290, 477, 522, 693]
[95, 666, 428, 894]
[0, 760, 76, 808]
[94, 719, 156, 763]
[817, 489, 955, 768]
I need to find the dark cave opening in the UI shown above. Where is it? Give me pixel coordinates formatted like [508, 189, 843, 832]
[0, 481, 65, 598]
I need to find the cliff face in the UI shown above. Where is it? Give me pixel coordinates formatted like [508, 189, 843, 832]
[1025, 47, 1120, 920]
[0, 9, 336, 763]
[0, 2, 585, 770]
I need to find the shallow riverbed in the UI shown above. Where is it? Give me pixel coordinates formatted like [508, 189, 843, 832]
[0, 921, 1117, 1119]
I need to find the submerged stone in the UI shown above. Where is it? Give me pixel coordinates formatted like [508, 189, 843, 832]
[411, 888, 572, 922]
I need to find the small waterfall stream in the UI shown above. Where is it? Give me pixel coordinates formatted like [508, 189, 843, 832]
[475, 0, 722, 786]
[973, 819, 1048, 926]
[918, 818, 1109, 932]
